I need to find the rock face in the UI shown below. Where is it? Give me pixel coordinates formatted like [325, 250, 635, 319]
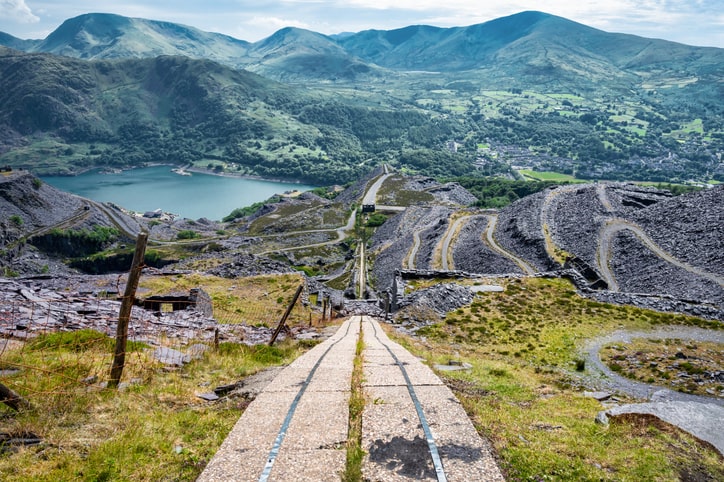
[368, 181, 722, 318]
[0, 172, 84, 232]
[493, 183, 723, 311]
[610, 230, 723, 304]
[632, 186, 724, 277]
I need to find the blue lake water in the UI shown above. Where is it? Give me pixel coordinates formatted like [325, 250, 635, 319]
[42, 166, 315, 221]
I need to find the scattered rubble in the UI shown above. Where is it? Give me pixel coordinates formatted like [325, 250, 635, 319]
[396, 283, 474, 321]
[452, 215, 523, 274]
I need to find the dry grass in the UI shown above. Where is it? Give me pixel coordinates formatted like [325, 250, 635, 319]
[0, 335, 316, 481]
[138, 272, 316, 326]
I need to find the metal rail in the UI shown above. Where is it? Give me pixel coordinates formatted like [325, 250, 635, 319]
[368, 318, 448, 482]
[258, 318, 358, 482]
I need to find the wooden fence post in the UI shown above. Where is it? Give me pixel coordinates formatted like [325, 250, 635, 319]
[108, 232, 148, 388]
[269, 284, 304, 346]
[0, 382, 32, 411]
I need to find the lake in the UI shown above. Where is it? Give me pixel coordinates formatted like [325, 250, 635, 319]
[42, 166, 315, 221]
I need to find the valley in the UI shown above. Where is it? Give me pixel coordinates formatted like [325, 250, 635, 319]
[1, 163, 723, 480]
[0, 8, 723, 481]
[1, 11, 722, 185]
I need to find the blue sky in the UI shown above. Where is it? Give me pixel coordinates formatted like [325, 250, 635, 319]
[1, 0, 723, 47]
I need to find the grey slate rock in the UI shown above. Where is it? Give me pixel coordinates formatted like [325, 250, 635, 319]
[584, 391, 613, 402]
[197, 392, 220, 401]
[153, 347, 190, 366]
[594, 411, 609, 425]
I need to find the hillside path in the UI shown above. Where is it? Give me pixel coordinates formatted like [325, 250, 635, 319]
[363, 168, 394, 206]
[596, 219, 724, 291]
[484, 215, 536, 275]
[439, 215, 470, 271]
[405, 231, 422, 270]
[199, 316, 503, 481]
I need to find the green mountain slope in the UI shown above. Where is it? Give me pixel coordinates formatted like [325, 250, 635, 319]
[245, 27, 385, 81]
[338, 11, 724, 91]
[30, 13, 251, 63]
[1, 11, 722, 182]
[0, 48, 449, 183]
[4, 10, 722, 89]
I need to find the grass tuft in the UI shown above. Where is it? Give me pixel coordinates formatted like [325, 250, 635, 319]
[342, 320, 366, 482]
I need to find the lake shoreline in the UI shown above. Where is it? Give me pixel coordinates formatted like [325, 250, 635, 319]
[41, 165, 316, 221]
[43, 162, 318, 187]
[182, 165, 317, 186]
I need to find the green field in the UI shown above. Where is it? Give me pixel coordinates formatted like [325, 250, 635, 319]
[518, 170, 586, 183]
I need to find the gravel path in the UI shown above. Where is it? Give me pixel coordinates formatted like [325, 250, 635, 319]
[441, 215, 469, 270]
[581, 327, 724, 406]
[598, 219, 724, 293]
[484, 215, 535, 274]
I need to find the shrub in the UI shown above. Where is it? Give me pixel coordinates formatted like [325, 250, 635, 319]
[176, 230, 200, 240]
[366, 213, 388, 227]
[9, 215, 23, 226]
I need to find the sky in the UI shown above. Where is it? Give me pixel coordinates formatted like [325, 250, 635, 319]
[1, 0, 723, 48]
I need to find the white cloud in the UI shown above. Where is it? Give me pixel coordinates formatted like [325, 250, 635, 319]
[0, 0, 40, 23]
[245, 15, 313, 31]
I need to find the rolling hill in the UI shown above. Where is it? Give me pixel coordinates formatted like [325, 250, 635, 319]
[0, 47, 440, 183]
[1, 11, 722, 183]
[4, 11, 723, 89]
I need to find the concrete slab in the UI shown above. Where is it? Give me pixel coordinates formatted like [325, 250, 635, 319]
[283, 391, 350, 450]
[200, 316, 504, 481]
[360, 316, 504, 482]
[199, 318, 358, 481]
[196, 448, 270, 482]
[270, 449, 347, 482]
[305, 366, 354, 393]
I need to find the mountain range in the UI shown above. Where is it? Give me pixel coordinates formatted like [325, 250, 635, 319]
[3, 11, 723, 87]
[1, 11, 722, 183]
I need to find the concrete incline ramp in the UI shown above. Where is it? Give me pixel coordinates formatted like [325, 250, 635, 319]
[199, 318, 359, 481]
[198, 316, 504, 481]
[362, 316, 504, 481]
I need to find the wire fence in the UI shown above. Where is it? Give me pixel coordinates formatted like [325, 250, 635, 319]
[0, 275, 332, 410]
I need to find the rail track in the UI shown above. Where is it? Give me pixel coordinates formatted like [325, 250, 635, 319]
[199, 316, 503, 481]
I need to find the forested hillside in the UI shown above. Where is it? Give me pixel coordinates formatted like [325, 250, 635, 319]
[0, 48, 469, 184]
[1, 10, 723, 183]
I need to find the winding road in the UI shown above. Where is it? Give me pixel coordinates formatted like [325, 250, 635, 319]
[483, 215, 536, 275]
[596, 219, 724, 292]
[439, 215, 470, 271]
[405, 231, 422, 270]
[582, 327, 724, 406]
[261, 209, 357, 254]
[362, 166, 394, 207]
